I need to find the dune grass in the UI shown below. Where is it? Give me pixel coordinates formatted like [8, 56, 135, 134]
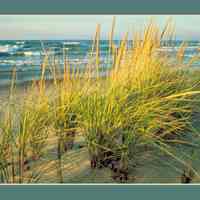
[0, 18, 200, 183]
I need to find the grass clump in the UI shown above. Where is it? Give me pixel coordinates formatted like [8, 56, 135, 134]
[78, 20, 200, 182]
[0, 18, 200, 183]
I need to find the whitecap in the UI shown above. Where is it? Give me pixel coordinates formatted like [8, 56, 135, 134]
[24, 51, 41, 56]
[63, 41, 80, 45]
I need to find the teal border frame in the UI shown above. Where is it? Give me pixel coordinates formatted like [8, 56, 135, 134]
[0, 185, 200, 199]
[0, 0, 200, 14]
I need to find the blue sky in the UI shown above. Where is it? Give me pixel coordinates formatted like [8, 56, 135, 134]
[1, 15, 200, 40]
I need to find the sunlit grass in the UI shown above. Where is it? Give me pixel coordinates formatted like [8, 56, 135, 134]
[0, 18, 200, 183]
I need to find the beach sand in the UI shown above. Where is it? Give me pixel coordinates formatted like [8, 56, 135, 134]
[0, 80, 200, 183]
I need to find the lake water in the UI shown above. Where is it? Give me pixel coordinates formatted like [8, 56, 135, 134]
[0, 40, 199, 86]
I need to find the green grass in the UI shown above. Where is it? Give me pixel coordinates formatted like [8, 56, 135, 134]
[0, 19, 200, 183]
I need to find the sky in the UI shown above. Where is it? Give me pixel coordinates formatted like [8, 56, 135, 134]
[0, 15, 200, 40]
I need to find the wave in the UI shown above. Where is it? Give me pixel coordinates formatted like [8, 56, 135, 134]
[158, 46, 200, 52]
[63, 41, 80, 45]
[16, 41, 25, 45]
[24, 51, 41, 56]
[0, 44, 24, 55]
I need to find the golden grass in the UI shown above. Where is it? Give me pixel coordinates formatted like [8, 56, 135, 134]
[0, 18, 200, 183]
